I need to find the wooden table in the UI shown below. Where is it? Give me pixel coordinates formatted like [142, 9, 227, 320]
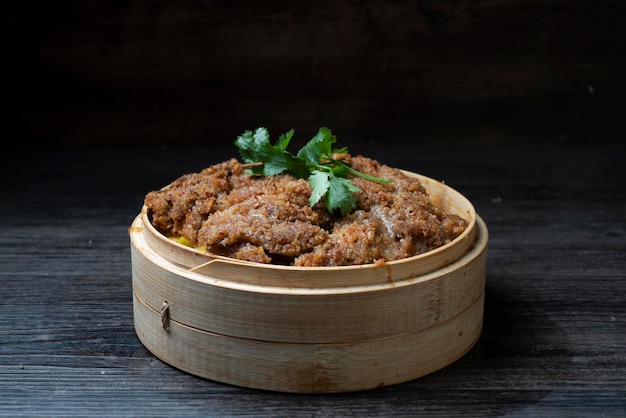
[2, 143, 624, 417]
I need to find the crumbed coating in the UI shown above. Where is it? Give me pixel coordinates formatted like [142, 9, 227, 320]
[144, 158, 251, 244]
[144, 155, 467, 266]
[197, 175, 328, 258]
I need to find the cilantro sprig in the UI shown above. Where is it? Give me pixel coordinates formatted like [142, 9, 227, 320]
[235, 127, 392, 217]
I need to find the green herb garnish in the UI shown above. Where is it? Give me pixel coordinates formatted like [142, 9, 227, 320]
[235, 127, 392, 217]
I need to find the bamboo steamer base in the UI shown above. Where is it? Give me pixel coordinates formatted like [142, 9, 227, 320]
[133, 290, 484, 393]
[130, 213, 488, 393]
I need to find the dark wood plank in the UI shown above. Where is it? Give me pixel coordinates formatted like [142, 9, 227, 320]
[1, 144, 625, 416]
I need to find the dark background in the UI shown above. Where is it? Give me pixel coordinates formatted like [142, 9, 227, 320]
[3, 0, 625, 148]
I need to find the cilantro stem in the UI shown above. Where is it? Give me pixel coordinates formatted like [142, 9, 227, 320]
[325, 156, 393, 184]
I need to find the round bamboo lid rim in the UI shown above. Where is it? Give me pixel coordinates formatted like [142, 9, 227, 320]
[130, 215, 488, 296]
[141, 170, 477, 272]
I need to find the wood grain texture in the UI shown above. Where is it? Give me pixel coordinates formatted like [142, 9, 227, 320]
[1, 143, 625, 415]
[3, 1, 625, 146]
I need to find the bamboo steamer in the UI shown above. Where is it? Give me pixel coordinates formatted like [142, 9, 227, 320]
[129, 170, 488, 393]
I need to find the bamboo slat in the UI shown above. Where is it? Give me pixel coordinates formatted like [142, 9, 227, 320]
[133, 286, 485, 394]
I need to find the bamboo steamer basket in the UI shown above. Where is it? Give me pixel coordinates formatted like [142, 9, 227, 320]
[129, 170, 488, 393]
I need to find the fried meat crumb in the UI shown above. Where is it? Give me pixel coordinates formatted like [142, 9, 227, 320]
[144, 155, 467, 266]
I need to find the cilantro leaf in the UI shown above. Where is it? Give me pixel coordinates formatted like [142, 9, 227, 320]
[327, 177, 359, 217]
[262, 152, 293, 176]
[234, 128, 271, 175]
[308, 170, 330, 207]
[276, 128, 294, 152]
[235, 127, 308, 178]
[297, 127, 335, 165]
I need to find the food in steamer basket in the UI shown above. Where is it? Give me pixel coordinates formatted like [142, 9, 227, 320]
[144, 127, 468, 267]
